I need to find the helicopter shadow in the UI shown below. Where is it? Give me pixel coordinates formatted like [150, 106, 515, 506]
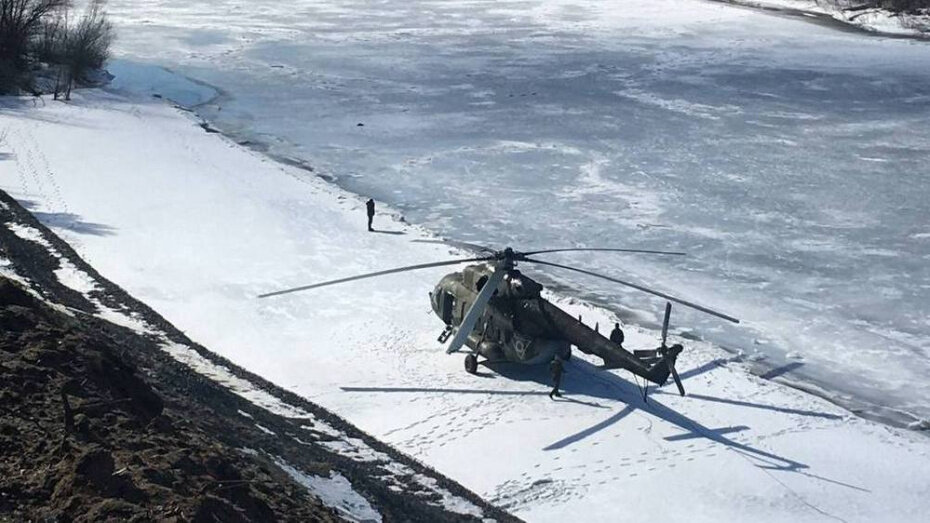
[489, 358, 816, 473]
[343, 358, 868, 491]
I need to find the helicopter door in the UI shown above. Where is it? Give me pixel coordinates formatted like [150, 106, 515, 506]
[440, 292, 454, 325]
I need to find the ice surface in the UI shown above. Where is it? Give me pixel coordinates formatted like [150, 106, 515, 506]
[107, 61, 218, 107]
[99, 0, 930, 425]
[3, 89, 929, 521]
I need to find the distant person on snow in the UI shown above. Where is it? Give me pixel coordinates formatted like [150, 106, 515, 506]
[609, 322, 625, 347]
[549, 356, 564, 399]
[366, 198, 375, 231]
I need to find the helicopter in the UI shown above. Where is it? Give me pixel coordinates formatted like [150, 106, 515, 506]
[258, 242, 739, 397]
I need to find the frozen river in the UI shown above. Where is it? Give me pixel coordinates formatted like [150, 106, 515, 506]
[104, 0, 930, 426]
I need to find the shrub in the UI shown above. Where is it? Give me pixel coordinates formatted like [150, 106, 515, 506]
[0, 0, 68, 74]
[881, 0, 930, 12]
[0, 0, 113, 96]
[55, 0, 113, 98]
[63, 0, 112, 78]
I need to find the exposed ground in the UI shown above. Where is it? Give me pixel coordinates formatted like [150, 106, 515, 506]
[0, 189, 518, 522]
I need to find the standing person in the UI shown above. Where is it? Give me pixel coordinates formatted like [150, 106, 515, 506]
[548, 356, 564, 399]
[366, 198, 375, 231]
[609, 322, 625, 347]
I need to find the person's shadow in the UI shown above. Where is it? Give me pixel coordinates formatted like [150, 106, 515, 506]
[370, 229, 406, 235]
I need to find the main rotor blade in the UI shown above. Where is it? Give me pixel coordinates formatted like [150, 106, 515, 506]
[412, 239, 495, 254]
[258, 256, 493, 298]
[522, 247, 686, 257]
[446, 263, 507, 354]
[661, 302, 672, 347]
[523, 258, 739, 324]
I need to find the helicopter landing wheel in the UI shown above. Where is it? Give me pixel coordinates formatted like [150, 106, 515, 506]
[464, 353, 478, 374]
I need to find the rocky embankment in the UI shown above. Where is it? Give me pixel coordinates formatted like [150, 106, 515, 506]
[0, 189, 518, 522]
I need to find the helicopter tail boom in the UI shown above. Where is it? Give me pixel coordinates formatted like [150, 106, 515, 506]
[539, 300, 654, 376]
[540, 299, 686, 394]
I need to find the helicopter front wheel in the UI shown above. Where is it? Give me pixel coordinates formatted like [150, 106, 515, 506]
[464, 353, 478, 374]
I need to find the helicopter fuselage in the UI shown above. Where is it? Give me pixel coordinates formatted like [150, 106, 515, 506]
[429, 263, 680, 390]
[262, 243, 727, 395]
[430, 264, 571, 364]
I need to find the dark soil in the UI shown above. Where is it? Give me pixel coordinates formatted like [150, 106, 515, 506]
[0, 189, 519, 522]
[0, 278, 338, 521]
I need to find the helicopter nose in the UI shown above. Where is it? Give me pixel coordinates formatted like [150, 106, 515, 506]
[429, 287, 441, 315]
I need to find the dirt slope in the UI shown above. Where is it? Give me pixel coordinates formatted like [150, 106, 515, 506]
[0, 189, 518, 522]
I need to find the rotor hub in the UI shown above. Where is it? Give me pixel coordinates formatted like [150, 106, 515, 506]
[498, 247, 519, 269]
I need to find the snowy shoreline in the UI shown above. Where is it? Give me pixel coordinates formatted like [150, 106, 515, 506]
[712, 0, 930, 38]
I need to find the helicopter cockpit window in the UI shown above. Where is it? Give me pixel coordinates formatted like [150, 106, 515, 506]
[476, 275, 488, 292]
[440, 292, 454, 325]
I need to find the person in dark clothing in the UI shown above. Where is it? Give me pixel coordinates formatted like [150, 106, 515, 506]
[366, 198, 375, 231]
[609, 322, 625, 347]
[548, 356, 564, 399]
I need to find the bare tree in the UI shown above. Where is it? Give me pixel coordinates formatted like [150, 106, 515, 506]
[1, 0, 113, 96]
[0, 0, 69, 67]
[58, 0, 112, 99]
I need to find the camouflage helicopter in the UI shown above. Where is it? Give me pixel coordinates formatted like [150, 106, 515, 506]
[259, 242, 739, 396]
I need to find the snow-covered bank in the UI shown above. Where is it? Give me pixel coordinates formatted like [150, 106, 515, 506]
[2, 90, 930, 521]
[719, 0, 930, 38]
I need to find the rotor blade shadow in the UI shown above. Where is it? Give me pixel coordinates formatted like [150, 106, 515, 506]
[341, 385, 607, 407]
[758, 361, 805, 380]
[486, 359, 785, 462]
[793, 471, 872, 493]
[673, 356, 742, 382]
[664, 425, 750, 441]
[545, 359, 807, 471]
[554, 396, 610, 409]
[651, 390, 843, 420]
[543, 405, 636, 451]
[341, 386, 546, 397]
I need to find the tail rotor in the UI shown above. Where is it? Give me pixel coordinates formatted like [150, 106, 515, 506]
[660, 302, 685, 396]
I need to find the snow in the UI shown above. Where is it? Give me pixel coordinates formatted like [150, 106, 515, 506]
[160, 341, 317, 420]
[0, 257, 33, 291]
[95, 0, 930, 429]
[3, 87, 930, 521]
[724, 0, 930, 37]
[272, 458, 382, 523]
[255, 423, 277, 436]
[155, 341, 483, 515]
[3, 219, 155, 332]
[9, 222, 98, 296]
[7, 222, 49, 246]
